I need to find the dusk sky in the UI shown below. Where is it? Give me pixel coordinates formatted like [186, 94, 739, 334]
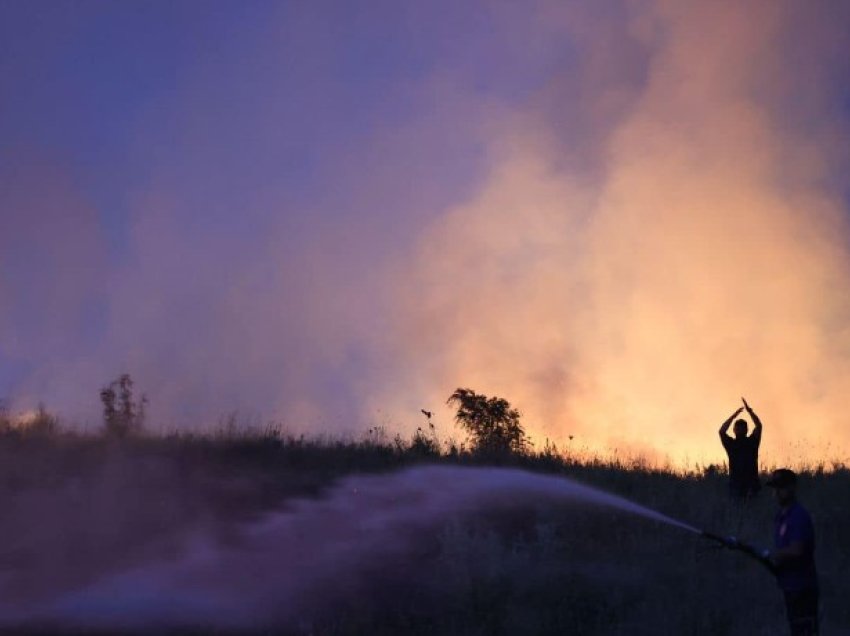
[2, 1, 850, 464]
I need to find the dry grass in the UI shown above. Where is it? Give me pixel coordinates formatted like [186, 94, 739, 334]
[0, 417, 846, 635]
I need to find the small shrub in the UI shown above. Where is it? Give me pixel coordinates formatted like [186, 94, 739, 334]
[27, 403, 58, 436]
[410, 422, 441, 457]
[100, 373, 147, 438]
[0, 400, 10, 433]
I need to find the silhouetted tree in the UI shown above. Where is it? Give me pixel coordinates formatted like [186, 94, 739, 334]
[100, 374, 147, 437]
[447, 388, 529, 454]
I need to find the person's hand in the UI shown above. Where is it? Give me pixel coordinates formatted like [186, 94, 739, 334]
[741, 397, 752, 412]
[731, 406, 743, 417]
[741, 543, 772, 560]
[756, 547, 775, 571]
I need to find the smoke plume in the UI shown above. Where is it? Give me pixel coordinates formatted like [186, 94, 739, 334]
[2, 1, 850, 463]
[375, 1, 850, 464]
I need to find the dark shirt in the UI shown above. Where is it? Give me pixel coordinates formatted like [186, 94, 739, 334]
[720, 431, 761, 491]
[774, 502, 818, 592]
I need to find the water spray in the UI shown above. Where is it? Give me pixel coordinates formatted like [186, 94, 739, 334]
[0, 465, 778, 631]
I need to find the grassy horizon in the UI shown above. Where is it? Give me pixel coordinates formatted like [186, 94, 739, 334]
[0, 415, 847, 635]
[2, 405, 848, 475]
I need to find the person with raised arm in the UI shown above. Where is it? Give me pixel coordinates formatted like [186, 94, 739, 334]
[718, 397, 762, 498]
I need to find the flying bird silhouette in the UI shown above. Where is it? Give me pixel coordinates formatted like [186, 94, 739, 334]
[421, 409, 432, 419]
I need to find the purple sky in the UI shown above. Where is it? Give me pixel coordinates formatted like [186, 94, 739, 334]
[3, 1, 850, 460]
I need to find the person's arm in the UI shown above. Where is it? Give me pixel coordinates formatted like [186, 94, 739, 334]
[719, 407, 743, 441]
[731, 540, 779, 575]
[742, 397, 762, 445]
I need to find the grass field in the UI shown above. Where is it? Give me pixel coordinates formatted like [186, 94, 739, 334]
[0, 420, 846, 635]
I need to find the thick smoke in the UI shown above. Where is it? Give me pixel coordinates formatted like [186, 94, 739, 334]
[0, 152, 108, 414]
[375, 1, 850, 464]
[2, 1, 850, 462]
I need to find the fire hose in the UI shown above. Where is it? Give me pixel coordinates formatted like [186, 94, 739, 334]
[700, 530, 777, 576]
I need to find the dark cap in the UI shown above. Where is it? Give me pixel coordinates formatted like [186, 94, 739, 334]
[765, 468, 797, 488]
